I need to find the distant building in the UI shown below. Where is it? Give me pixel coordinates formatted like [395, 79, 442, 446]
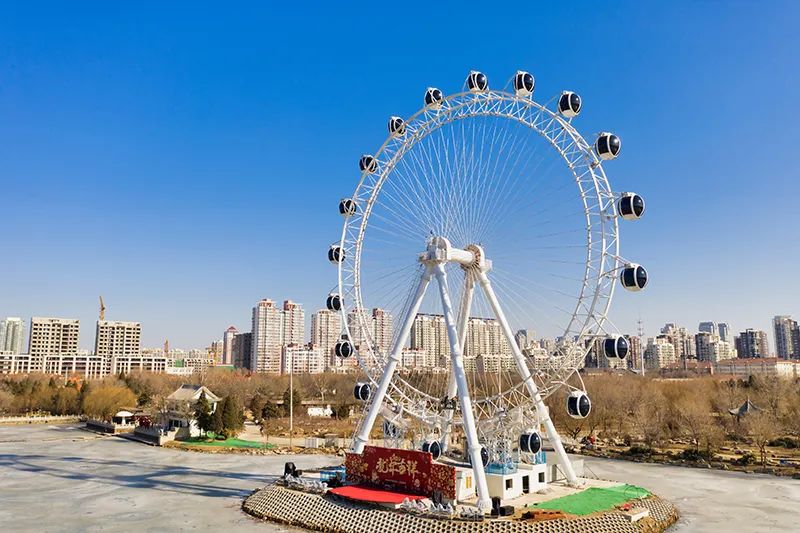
[698, 322, 717, 335]
[660, 323, 695, 360]
[411, 314, 449, 368]
[232, 331, 252, 370]
[0, 317, 26, 355]
[282, 343, 325, 374]
[94, 320, 141, 358]
[717, 322, 731, 343]
[644, 336, 677, 369]
[695, 331, 736, 363]
[715, 358, 799, 379]
[773, 315, 797, 359]
[514, 329, 535, 350]
[476, 353, 515, 374]
[311, 309, 341, 368]
[28, 317, 80, 372]
[400, 348, 436, 369]
[281, 300, 305, 346]
[251, 299, 282, 373]
[792, 323, 800, 361]
[735, 329, 770, 359]
[371, 308, 393, 356]
[222, 326, 237, 365]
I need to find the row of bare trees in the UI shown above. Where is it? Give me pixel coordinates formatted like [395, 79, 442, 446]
[546, 373, 800, 465]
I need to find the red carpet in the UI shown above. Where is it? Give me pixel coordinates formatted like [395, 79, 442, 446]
[329, 484, 427, 504]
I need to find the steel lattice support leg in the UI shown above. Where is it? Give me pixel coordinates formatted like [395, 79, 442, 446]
[440, 271, 474, 453]
[476, 270, 580, 486]
[433, 264, 492, 511]
[351, 265, 434, 454]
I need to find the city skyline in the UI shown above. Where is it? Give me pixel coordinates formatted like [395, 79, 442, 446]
[2, 4, 799, 348]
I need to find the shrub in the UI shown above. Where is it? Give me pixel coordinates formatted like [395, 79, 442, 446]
[733, 452, 756, 466]
[624, 445, 653, 457]
[678, 448, 715, 462]
[768, 437, 799, 449]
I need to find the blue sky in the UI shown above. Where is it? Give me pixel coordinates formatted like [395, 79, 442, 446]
[1, 2, 798, 350]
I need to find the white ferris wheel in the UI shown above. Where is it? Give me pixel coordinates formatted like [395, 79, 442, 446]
[326, 70, 647, 510]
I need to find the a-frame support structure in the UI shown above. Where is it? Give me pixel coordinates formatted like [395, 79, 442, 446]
[351, 237, 578, 511]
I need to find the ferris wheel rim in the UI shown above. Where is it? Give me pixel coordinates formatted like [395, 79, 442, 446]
[336, 87, 620, 422]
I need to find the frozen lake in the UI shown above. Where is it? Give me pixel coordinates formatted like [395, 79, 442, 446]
[0, 424, 797, 532]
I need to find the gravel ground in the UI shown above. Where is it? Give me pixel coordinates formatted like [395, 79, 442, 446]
[1, 424, 797, 532]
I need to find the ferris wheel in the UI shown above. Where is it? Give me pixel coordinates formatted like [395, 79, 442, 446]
[326, 70, 647, 510]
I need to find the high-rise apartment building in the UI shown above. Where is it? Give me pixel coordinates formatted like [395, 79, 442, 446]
[0, 317, 26, 354]
[282, 343, 325, 374]
[28, 317, 80, 371]
[695, 331, 736, 363]
[717, 323, 731, 343]
[222, 326, 237, 365]
[347, 308, 371, 350]
[94, 320, 141, 358]
[465, 317, 509, 359]
[311, 309, 342, 367]
[232, 332, 252, 370]
[251, 299, 283, 373]
[371, 308, 394, 355]
[698, 322, 717, 335]
[660, 323, 696, 360]
[735, 329, 770, 359]
[281, 300, 305, 346]
[514, 329, 535, 350]
[773, 315, 797, 359]
[411, 314, 449, 368]
[644, 336, 677, 369]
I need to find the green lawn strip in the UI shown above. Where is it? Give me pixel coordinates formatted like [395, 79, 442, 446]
[532, 484, 650, 516]
[182, 437, 273, 449]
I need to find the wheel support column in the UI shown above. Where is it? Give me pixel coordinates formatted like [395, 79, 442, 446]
[440, 271, 474, 453]
[476, 270, 579, 486]
[433, 264, 492, 511]
[351, 265, 434, 454]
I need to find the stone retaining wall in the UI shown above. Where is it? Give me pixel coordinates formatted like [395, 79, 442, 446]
[243, 484, 679, 533]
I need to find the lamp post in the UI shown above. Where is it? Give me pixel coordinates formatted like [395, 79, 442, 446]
[289, 350, 293, 450]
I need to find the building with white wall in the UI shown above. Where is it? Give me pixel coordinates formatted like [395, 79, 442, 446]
[251, 299, 283, 373]
[311, 309, 341, 368]
[94, 320, 141, 358]
[0, 317, 26, 355]
[28, 317, 80, 372]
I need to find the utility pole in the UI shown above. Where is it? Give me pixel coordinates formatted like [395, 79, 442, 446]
[289, 351, 293, 450]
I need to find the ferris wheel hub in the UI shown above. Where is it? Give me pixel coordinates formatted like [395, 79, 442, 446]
[420, 236, 491, 272]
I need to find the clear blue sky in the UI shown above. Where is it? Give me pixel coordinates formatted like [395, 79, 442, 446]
[2, 2, 798, 350]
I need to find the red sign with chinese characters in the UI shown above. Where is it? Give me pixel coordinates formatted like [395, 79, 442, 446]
[345, 445, 456, 500]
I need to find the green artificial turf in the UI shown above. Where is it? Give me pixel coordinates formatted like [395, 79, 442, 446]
[532, 484, 650, 516]
[183, 436, 273, 449]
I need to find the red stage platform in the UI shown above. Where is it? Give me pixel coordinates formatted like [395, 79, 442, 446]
[329, 484, 427, 505]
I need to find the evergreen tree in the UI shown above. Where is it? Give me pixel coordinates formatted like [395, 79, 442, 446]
[262, 401, 281, 419]
[194, 391, 212, 437]
[211, 399, 224, 438]
[222, 396, 243, 438]
[282, 386, 303, 417]
[78, 381, 91, 413]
